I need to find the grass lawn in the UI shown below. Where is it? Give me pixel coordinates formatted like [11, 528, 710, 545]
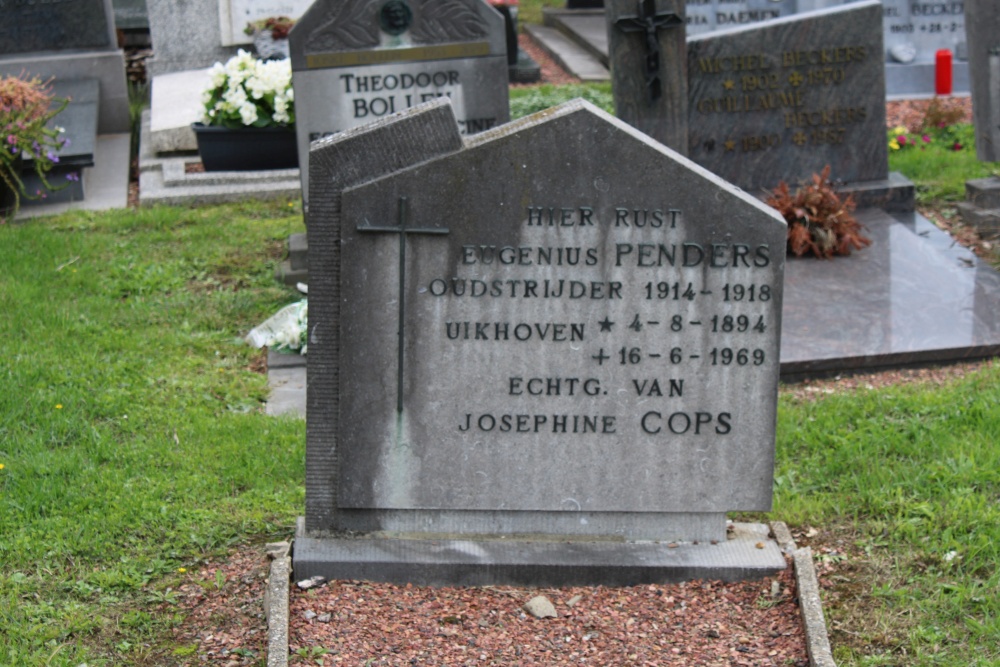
[0, 200, 306, 665]
[1, 84, 998, 665]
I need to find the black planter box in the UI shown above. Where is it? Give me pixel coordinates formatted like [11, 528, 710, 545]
[192, 123, 298, 171]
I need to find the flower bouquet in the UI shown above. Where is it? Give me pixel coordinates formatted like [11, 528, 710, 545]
[194, 50, 297, 171]
[1, 73, 70, 219]
[244, 16, 295, 60]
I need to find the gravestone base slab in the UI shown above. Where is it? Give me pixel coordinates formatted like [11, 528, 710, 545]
[965, 176, 1000, 209]
[836, 172, 915, 213]
[138, 111, 301, 206]
[955, 177, 1000, 237]
[0, 51, 130, 135]
[293, 521, 786, 587]
[510, 50, 542, 84]
[956, 202, 1000, 237]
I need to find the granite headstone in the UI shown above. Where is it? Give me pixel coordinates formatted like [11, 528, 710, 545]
[0, 0, 113, 55]
[289, 0, 510, 203]
[0, 0, 128, 135]
[964, 0, 1000, 162]
[684, 0, 797, 35]
[686, 1, 890, 194]
[296, 97, 787, 585]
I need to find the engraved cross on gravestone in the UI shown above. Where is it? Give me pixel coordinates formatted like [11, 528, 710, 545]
[614, 0, 683, 103]
[356, 196, 450, 414]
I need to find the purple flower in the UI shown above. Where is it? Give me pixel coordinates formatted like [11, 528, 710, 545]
[65, 172, 80, 182]
[5, 134, 15, 145]
[46, 151, 59, 163]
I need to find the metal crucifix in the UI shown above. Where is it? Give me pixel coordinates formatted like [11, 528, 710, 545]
[356, 196, 449, 414]
[614, 0, 683, 103]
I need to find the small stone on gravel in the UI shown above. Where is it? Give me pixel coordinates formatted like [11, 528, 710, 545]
[523, 595, 558, 618]
[296, 575, 326, 590]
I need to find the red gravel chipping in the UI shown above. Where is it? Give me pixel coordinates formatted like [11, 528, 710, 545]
[288, 561, 807, 666]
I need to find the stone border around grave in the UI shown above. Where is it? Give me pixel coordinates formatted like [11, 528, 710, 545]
[138, 110, 302, 206]
[264, 541, 291, 667]
[266, 521, 837, 666]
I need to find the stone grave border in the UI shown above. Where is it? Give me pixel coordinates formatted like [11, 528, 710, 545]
[262, 522, 835, 667]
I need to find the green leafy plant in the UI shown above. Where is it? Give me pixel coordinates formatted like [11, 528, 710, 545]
[766, 166, 870, 258]
[201, 50, 294, 128]
[0, 73, 71, 219]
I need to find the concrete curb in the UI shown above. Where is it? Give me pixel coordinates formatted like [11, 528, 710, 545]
[264, 542, 291, 667]
[771, 521, 837, 667]
[266, 526, 836, 666]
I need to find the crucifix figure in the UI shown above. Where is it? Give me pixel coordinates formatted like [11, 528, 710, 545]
[614, 0, 683, 103]
[356, 196, 449, 414]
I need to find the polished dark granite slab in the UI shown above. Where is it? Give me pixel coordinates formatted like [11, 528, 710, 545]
[780, 208, 1000, 379]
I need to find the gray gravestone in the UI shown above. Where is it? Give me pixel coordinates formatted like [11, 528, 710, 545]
[0, 0, 113, 54]
[295, 97, 787, 585]
[147, 0, 238, 76]
[0, 0, 128, 134]
[605, 0, 688, 154]
[687, 1, 892, 195]
[289, 0, 510, 205]
[965, 0, 1000, 162]
[113, 0, 149, 30]
[219, 0, 314, 45]
[685, 0, 797, 35]
[879, 0, 969, 96]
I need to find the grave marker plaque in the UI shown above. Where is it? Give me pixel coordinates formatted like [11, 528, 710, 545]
[290, 0, 509, 202]
[298, 98, 787, 585]
[687, 1, 888, 193]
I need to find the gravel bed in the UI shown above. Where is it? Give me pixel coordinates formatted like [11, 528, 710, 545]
[288, 562, 807, 666]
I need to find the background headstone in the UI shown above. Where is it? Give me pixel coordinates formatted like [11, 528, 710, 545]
[112, 0, 150, 30]
[685, 0, 798, 36]
[964, 0, 1000, 162]
[147, 0, 236, 76]
[299, 97, 787, 584]
[605, 0, 688, 154]
[219, 0, 314, 45]
[289, 0, 510, 204]
[686, 1, 889, 194]
[0, 0, 129, 135]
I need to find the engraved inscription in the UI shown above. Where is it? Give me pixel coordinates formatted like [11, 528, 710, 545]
[418, 203, 778, 440]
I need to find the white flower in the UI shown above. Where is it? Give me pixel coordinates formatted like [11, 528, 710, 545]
[238, 101, 258, 125]
[201, 51, 294, 127]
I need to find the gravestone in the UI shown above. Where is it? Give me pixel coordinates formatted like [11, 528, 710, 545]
[219, 0, 314, 45]
[964, 0, 1000, 162]
[875, 0, 969, 96]
[294, 97, 787, 585]
[0, 0, 129, 135]
[0, 0, 129, 210]
[289, 0, 510, 204]
[686, 1, 910, 206]
[147, 0, 238, 76]
[605, 0, 688, 154]
[684, 0, 797, 35]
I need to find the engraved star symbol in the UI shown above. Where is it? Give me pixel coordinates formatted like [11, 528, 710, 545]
[723, 79, 735, 90]
[793, 131, 808, 146]
[788, 71, 804, 87]
[598, 317, 614, 332]
[724, 139, 736, 152]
